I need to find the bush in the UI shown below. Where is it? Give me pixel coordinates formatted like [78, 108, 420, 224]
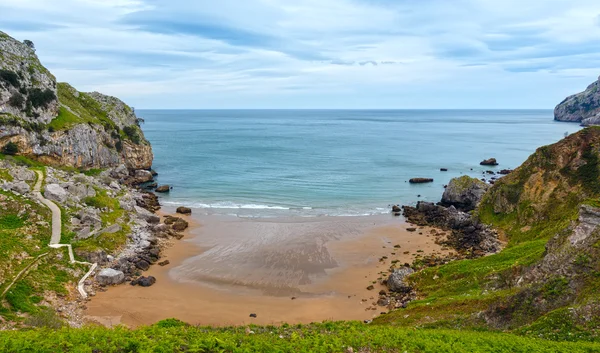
[28, 88, 56, 108]
[123, 126, 141, 144]
[8, 92, 25, 108]
[2, 142, 19, 155]
[23, 40, 35, 50]
[0, 69, 19, 88]
[24, 308, 63, 329]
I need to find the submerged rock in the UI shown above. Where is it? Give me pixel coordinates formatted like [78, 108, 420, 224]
[155, 185, 170, 193]
[409, 178, 434, 184]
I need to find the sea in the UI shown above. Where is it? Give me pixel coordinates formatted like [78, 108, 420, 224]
[137, 110, 581, 218]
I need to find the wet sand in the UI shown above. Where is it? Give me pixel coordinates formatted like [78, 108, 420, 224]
[85, 210, 449, 327]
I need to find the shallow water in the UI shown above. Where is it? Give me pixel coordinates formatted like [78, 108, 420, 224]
[139, 109, 580, 217]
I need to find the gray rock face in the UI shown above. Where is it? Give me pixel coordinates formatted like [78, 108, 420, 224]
[2, 181, 30, 194]
[387, 267, 415, 293]
[134, 206, 160, 224]
[9, 168, 35, 182]
[555, 76, 600, 123]
[0, 31, 58, 124]
[134, 170, 153, 183]
[441, 176, 490, 212]
[96, 268, 125, 286]
[44, 184, 68, 203]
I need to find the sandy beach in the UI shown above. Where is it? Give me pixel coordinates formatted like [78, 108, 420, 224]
[85, 210, 449, 327]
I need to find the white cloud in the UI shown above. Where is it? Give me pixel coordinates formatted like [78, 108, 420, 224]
[1, 0, 599, 108]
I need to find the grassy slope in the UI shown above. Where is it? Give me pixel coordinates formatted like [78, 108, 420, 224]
[1, 321, 600, 353]
[376, 128, 600, 341]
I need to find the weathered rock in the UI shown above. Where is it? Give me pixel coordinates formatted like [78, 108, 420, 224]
[554, 76, 600, 123]
[172, 219, 189, 232]
[409, 178, 433, 184]
[391, 205, 401, 213]
[176, 206, 192, 215]
[44, 184, 68, 203]
[155, 185, 170, 193]
[9, 168, 35, 182]
[134, 206, 160, 224]
[480, 158, 498, 166]
[96, 268, 125, 286]
[403, 202, 500, 255]
[131, 276, 156, 287]
[387, 267, 414, 293]
[75, 249, 108, 264]
[440, 175, 490, 212]
[158, 260, 170, 266]
[135, 260, 150, 271]
[8, 181, 30, 194]
[99, 224, 122, 234]
[134, 170, 153, 183]
[498, 169, 512, 175]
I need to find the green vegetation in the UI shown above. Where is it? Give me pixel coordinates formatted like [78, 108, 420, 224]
[76, 189, 129, 253]
[0, 69, 19, 87]
[2, 141, 19, 155]
[1, 321, 599, 353]
[28, 88, 56, 108]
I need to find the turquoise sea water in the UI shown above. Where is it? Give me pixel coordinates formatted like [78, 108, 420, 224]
[138, 110, 580, 217]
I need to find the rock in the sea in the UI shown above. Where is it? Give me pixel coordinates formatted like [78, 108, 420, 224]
[440, 175, 490, 212]
[155, 185, 170, 193]
[409, 178, 434, 184]
[554, 76, 600, 123]
[387, 267, 414, 293]
[134, 170, 153, 183]
[44, 184, 68, 203]
[498, 169, 512, 175]
[391, 205, 401, 213]
[176, 206, 192, 215]
[96, 268, 125, 286]
[132, 276, 156, 287]
[440, 168, 448, 172]
[480, 158, 498, 166]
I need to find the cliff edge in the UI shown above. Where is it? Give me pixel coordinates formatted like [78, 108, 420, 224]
[554, 76, 600, 125]
[0, 31, 152, 170]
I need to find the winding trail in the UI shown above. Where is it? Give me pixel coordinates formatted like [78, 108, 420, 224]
[33, 170, 97, 299]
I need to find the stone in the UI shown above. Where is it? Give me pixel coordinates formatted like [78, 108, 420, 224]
[96, 268, 125, 286]
[406, 227, 417, 232]
[100, 224, 122, 234]
[249, 313, 257, 318]
[172, 219, 189, 232]
[158, 260, 170, 266]
[176, 206, 192, 215]
[498, 169, 512, 175]
[440, 168, 448, 172]
[367, 285, 375, 290]
[387, 267, 415, 293]
[480, 158, 498, 166]
[155, 185, 170, 193]
[164, 215, 180, 225]
[391, 205, 401, 213]
[44, 184, 68, 203]
[132, 276, 156, 287]
[135, 260, 150, 271]
[134, 170, 153, 183]
[440, 175, 490, 212]
[110, 165, 129, 179]
[134, 206, 160, 224]
[409, 178, 434, 183]
[11, 181, 30, 194]
[9, 168, 35, 182]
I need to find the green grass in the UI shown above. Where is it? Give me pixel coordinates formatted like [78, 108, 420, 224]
[0, 214, 26, 229]
[0, 168, 14, 181]
[1, 321, 599, 353]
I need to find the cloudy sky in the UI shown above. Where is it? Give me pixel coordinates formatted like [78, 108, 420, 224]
[1, 0, 600, 109]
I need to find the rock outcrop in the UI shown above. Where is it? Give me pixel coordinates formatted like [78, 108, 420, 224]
[403, 202, 500, 256]
[440, 175, 490, 212]
[0, 31, 152, 170]
[554, 76, 600, 123]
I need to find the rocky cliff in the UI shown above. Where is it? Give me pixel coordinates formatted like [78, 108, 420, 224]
[0, 31, 152, 170]
[554, 76, 600, 125]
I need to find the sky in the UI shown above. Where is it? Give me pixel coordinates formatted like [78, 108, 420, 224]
[1, 0, 600, 109]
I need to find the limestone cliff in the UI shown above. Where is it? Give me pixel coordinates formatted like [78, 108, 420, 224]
[0, 31, 152, 170]
[554, 76, 600, 125]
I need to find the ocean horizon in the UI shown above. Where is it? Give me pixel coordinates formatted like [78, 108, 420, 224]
[139, 109, 581, 217]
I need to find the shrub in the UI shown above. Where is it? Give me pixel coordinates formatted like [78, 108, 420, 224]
[8, 92, 25, 108]
[2, 141, 19, 155]
[23, 40, 35, 50]
[123, 126, 141, 144]
[0, 69, 19, 88]
[24, 308, 63, 329]
[28, 88, 56, 108]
